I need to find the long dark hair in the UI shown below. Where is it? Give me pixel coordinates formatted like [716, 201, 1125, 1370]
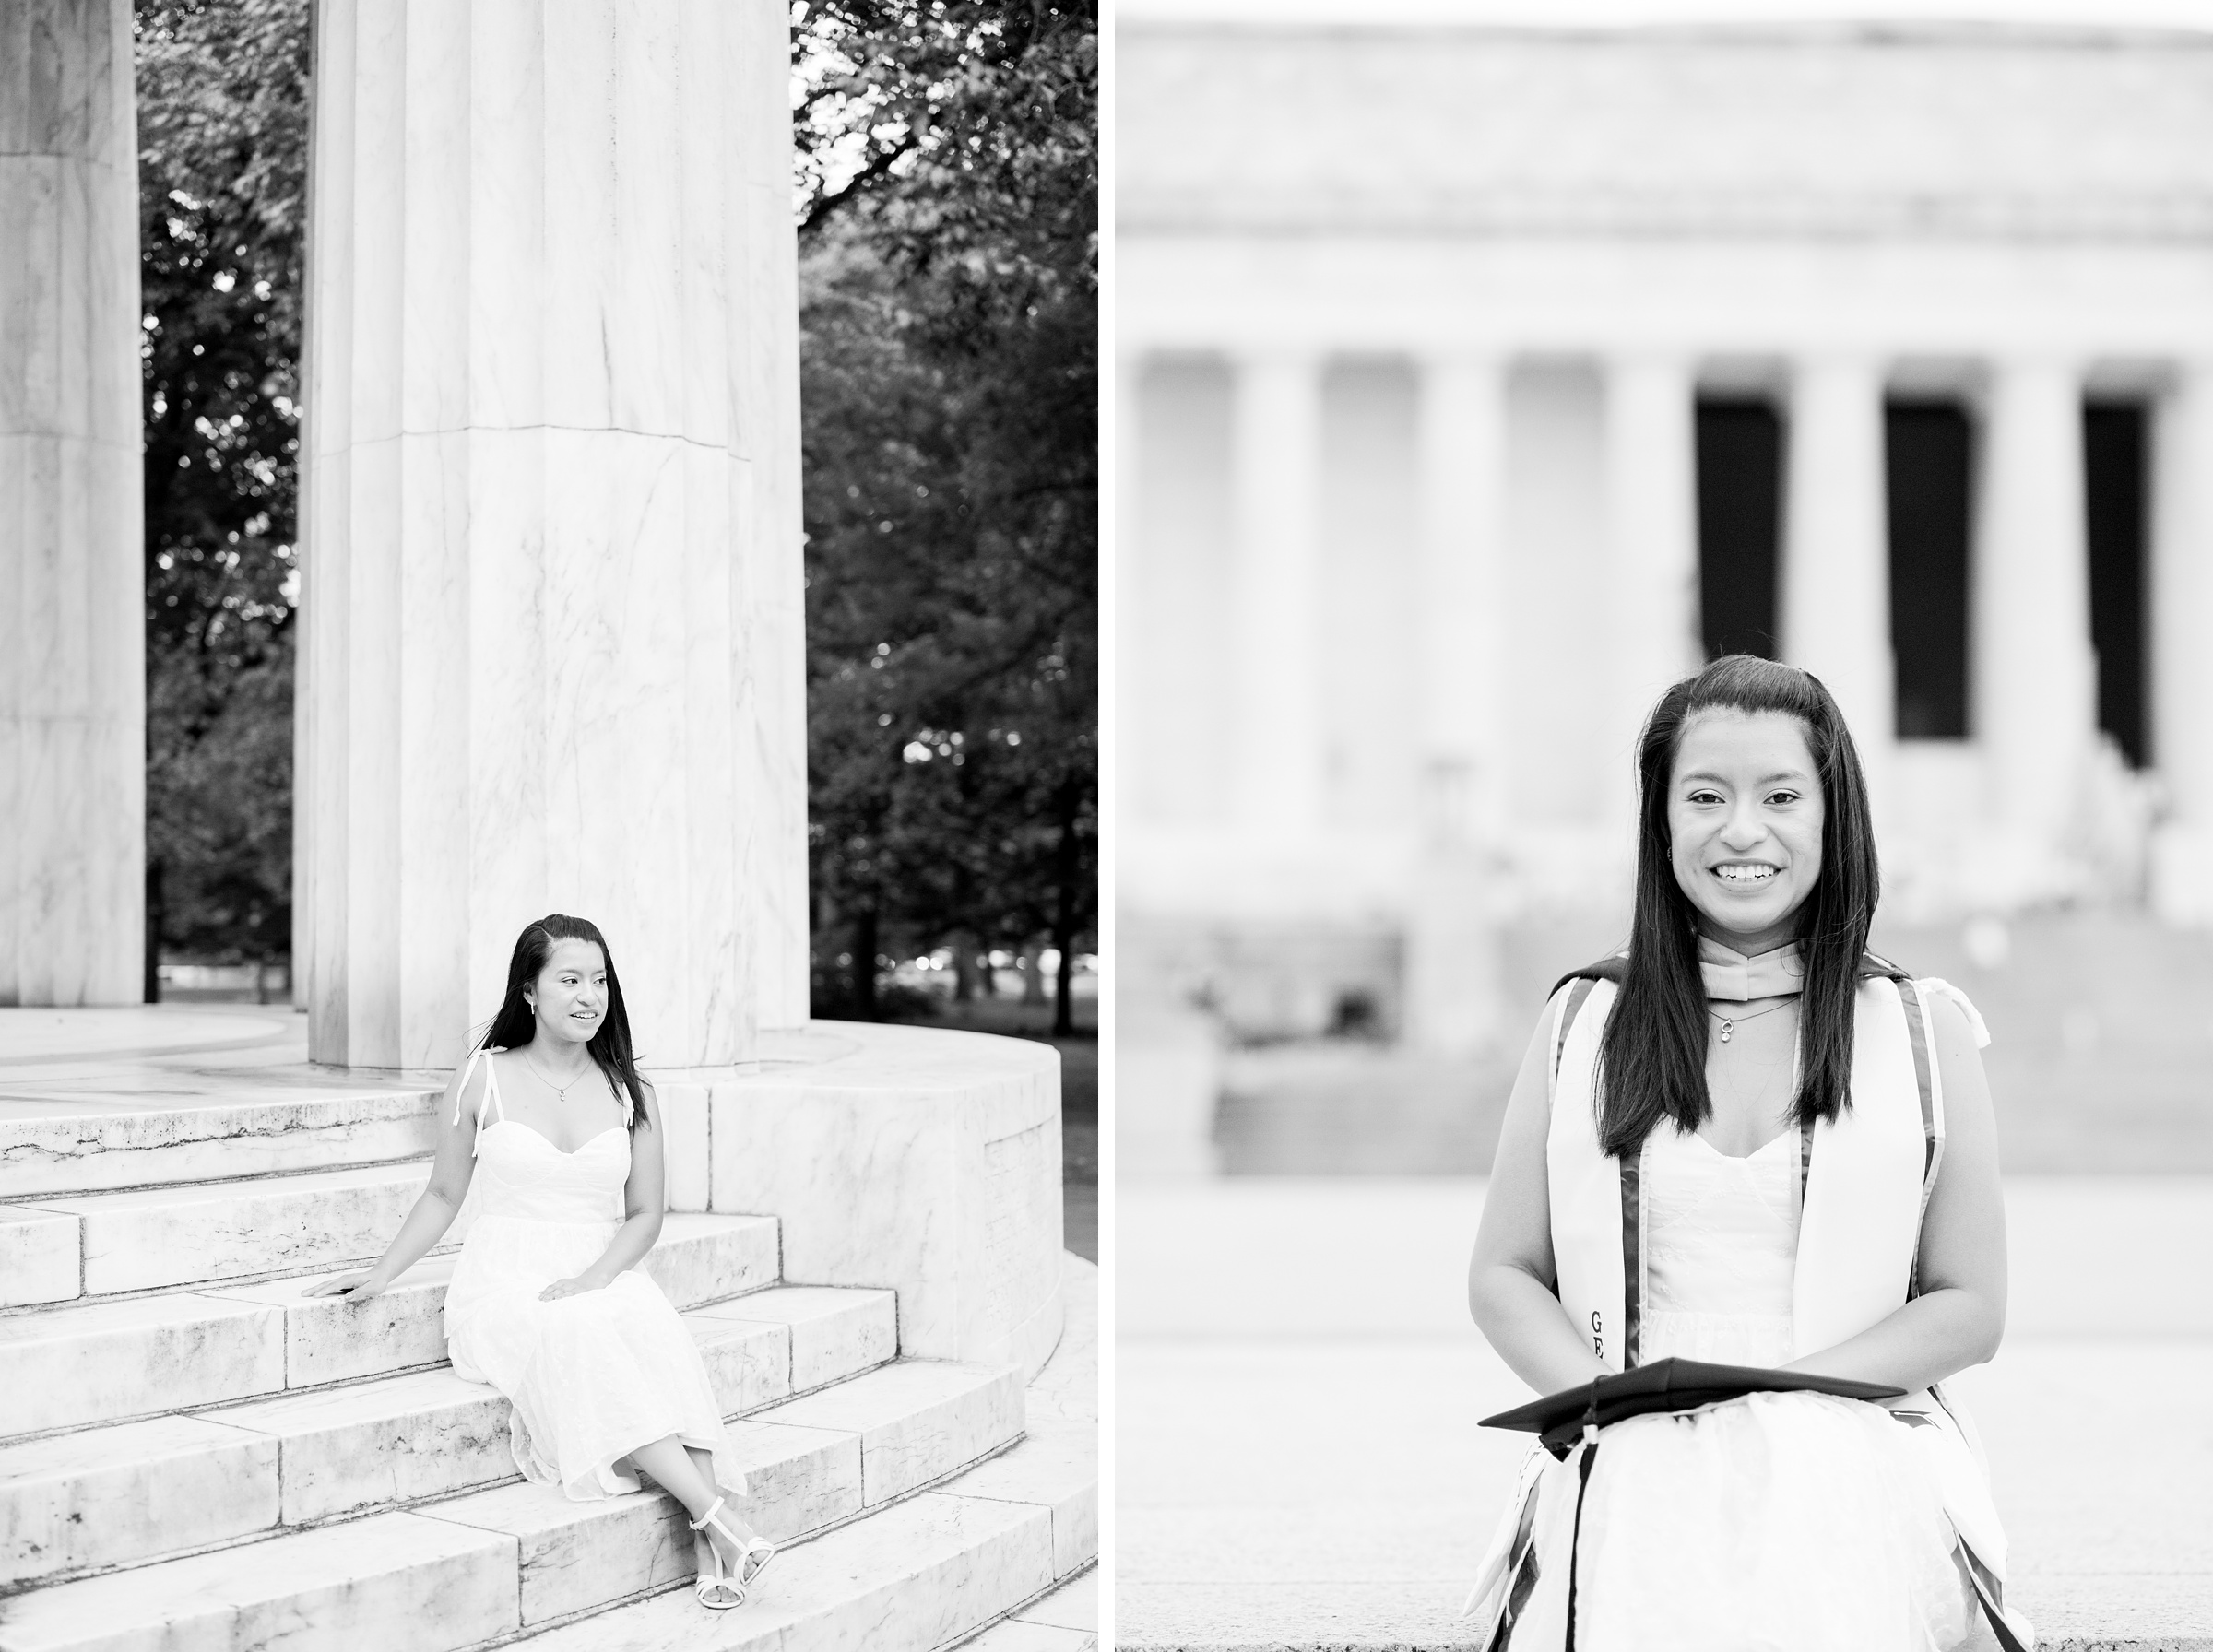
[478, 914, 647, 1128]
[1594, 655, 1881, 1158]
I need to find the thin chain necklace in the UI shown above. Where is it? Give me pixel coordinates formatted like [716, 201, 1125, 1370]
[522, 1044, 591, 1103]
[1707, 997, 1794, 1044]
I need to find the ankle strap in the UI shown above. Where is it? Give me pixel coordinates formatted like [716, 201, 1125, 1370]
[688, 1495, 726, 1531]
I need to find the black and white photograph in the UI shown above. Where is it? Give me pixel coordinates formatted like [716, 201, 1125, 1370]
[0, 1, 1095, 1647]
[1115, 1, 2212, 1649]
[15, 0, 2213, 1647]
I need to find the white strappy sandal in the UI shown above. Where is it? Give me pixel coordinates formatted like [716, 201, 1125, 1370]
[689, 1495, 776, 1610]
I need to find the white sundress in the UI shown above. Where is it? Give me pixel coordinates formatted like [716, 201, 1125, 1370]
[1503, 1121, 1991, 1650]
[440, 1047, 738, 1500]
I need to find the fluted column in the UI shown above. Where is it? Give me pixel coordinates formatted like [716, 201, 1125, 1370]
[302, 0, 804, 1067]
[0, 0, 144, 1006]
[2151, 360, 2213, 922]
[1783, 357, 1894, 796]
[1605, 357, 1702, 812]
[1229, 350, 1324, 836]
[1405, 353, 1506, 1056]
[1976, 358, 2095, 851]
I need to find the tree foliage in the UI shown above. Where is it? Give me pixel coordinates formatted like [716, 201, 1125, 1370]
[135, 0, 309, 987]
[795, 1, 1096, 1031]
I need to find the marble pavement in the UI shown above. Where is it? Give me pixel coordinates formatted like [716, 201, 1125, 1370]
[1118, 1177, 2213, 1650]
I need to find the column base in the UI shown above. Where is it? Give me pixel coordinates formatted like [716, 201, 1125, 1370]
[1117, 1005, 1224, 1181]
[2150, 824, 2213, 926]
[1402, 847, 1506, 1060]
[657, 1023, 1065, 1379]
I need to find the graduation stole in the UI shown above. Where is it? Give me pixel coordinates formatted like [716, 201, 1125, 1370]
[1527, 955, 2032, 1652]
[1545, 956, 1938, 1373]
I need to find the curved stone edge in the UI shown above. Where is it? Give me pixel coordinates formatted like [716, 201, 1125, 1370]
[652, 1022, 1066, 1378]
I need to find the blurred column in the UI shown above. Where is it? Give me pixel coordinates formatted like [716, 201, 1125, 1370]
[1783, 357, 1895, 806]
[2151, 360, 2213, 922]
[1229, 349, 1325, 837]
[302, 0, 804, 1066]
[1404, 353, 1507, 1056]
[1604, 356, 1702, 821]
[1975, 357, 2095, 857]
[0, 0, 145, 1006]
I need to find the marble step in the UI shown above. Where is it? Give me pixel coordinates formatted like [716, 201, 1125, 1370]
[0, 1507, 519, 1652]
[0, 1083, 444, 1203]
[426, 1359, 1024, 1634]
[0, 1361, 1023, 1652]
[15, 1161, 453, 1300]
[0, 1288, 897, 1588]
[964, 1570, 1100, 1652]
[497, 1481, 1058, 1652]
[0, 1214, 780, 1440]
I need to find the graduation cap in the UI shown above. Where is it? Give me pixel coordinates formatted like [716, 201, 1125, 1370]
[1474, 1360, 1912, 1650]
[1481, 1357, 1904, 1458]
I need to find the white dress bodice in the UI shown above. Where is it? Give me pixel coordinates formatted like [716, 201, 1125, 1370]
[473, 1121, 630, 1225]
[441, 1044, 733, 1501]
[1641, 1122, 1801, 1369]
[459, 1049, 630, 1226]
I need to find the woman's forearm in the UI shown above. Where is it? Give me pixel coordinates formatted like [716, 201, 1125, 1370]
[1470, 1262, 1612, 1396]
[1781, 1285, 2003, 1394]
[362, 1187, 462, 1288]
[580, 1212, 663, 1287]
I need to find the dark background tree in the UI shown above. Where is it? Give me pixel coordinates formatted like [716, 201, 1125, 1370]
[796, 0, 1098, 1034]
[136, 0, 310, 1000]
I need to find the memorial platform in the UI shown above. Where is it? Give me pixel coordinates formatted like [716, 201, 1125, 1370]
[0, 1007, 1095, 1651]
[1118, 1178, 2213, 1651]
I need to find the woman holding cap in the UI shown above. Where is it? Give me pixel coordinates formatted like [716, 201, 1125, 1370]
[1464, 655, 2026, 1649]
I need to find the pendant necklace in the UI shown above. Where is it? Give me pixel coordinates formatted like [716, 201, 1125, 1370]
[523, 1048, 586, 1103]
[1708, 998, 1793, 1045]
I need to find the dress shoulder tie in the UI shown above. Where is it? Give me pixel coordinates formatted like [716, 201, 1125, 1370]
[1913, 978, 1991, 1048]
[453, 1044, 510, 1156]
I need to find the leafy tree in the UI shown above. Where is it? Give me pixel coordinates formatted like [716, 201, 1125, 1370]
[135, 0, 309, 995]
[796, 1, 1096, 1033]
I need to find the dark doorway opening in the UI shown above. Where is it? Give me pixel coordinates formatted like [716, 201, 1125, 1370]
[1886, 402, 1973, 739]
[2084, 402, 2149, 768]
[1696, 399, 1782, 660]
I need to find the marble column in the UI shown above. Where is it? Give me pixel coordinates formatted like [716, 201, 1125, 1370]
[302, 0, 804, 1067]
[1405, 353, 1507, 1056]
[2150, 360, 2213, 922]
[1605, 357, 1702, 814]
[1975, 357, 2095, 855]
[0, 0, 144, 1006]
[1228, 350, 1324, 836]
[1783, 357, 1894, 797]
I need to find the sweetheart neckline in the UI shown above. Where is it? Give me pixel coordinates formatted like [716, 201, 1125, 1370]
[484, 1118, 627, 1157]
[1678, 1124, 1794, 1163]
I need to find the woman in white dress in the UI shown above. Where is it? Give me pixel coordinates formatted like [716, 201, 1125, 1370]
[310, 914, 771, 1611]
[1465, 656, 2029, 1650]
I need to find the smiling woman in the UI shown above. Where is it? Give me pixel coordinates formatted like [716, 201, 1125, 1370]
[1462, 656, 2030, 1650]
[306, 914, 776, 1613]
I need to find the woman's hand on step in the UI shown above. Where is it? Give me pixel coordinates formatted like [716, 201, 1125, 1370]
[304, 1269, 385, 1302]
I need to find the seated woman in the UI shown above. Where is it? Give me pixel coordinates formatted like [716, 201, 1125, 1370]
[310, 914, 772, 1611]
[1464, 655, 2030, 1650]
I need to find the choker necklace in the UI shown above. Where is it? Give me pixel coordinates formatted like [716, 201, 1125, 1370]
[1708, 998, 1793, 1044]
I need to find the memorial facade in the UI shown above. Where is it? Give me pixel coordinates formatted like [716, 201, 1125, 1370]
[1120, 20, 2213, 1048]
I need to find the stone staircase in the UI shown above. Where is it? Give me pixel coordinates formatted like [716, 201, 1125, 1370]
[0, 1076, 1095, 1651]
